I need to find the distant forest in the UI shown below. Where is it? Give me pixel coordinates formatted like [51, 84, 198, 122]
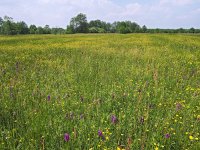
[0, 13, 200, 35]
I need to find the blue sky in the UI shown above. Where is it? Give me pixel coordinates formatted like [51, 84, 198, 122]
[0, 0, 200, 28]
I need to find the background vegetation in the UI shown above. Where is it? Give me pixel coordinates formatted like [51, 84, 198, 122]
[0, 13, 200, 35]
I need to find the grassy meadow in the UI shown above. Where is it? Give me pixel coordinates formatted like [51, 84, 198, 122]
[0, 34, 200, 150]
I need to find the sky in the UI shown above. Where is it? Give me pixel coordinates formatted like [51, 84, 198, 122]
[0, 0, 200, 28]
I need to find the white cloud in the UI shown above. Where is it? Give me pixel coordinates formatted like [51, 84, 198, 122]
[0, 0, 199, 28]
[159, 0, 194, 6]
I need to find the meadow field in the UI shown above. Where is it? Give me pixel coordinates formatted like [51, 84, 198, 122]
[0, 34, 200, 150]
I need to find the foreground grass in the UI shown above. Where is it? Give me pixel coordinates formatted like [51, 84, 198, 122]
[0, 34, 200, 149]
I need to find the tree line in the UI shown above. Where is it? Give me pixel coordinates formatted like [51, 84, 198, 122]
[0, 13, 200, 35]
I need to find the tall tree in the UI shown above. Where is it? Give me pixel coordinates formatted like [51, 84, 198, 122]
[16, 21, 29, 34]
[36, 26, 44, 34]
[69, 13, 88, 33]
[142, 25, 147, 33]
[1, 16, 16, 35]
[44, 25, 51, 34]
[189, 27, 195, 33]
[29, 25, 37, 34]
[66, 25, 75, 34]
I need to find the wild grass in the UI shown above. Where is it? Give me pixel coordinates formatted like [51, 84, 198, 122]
[0, 34, 200, 149]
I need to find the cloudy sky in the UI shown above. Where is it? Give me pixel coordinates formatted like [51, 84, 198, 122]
[0, 0, 200, 28]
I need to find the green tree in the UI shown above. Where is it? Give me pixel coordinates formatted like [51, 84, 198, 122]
[1, 16, 17, 35]
[89, 27, 98, 33]
[29, 25, 37, 34]
[66, 25, 75, 34]
[142, 25, 147, 33]
[36, 26, 44, 34]
[16, 21, 29, 34]
[177, 28, 184, 33]
[116, 21, 131, 34]
[189, 27, 195, 33]
[51, 28, 65, 34]
[69, 13, 88, 33]
[89, 20, 109, 33]
[44, 25, 51, 34]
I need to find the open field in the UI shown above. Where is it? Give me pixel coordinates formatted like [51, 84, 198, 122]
[0, 34, 200, 149]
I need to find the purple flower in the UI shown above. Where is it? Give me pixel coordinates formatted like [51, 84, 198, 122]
[64, 133, 70, 142]
[176, 103, 182, 111]
[98, 130, 103, 137]
[111, 115, 118, 124]
[165, 133, 170, 139]
[47, 95, 51, 101]
[98, 130, 105, 140]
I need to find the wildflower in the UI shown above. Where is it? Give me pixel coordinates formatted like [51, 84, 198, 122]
[98, 130, 103, 137]
[155, 146, 159, 150]
[47, 95, 51, 101]
[64, 133, 70, 142]
[106, 136, 109, 140]
[165, 133, 170, 139]
[111, 115, 118, 124]
[189, 135, 194, 140]
[98, 130, 105, 140]
[176, 102, 182, 111]
[117, 146, 125, 150]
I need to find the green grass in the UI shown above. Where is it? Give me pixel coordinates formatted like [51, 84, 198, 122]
[0, 34, 200, 150]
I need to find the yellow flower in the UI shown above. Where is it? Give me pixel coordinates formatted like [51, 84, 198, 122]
[155, 146, 159, 150]
[117, 147, 125, 150]
[189, 135, 194, 140]
[117, 147, 121, 150]
[106, 136, 109, 140]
